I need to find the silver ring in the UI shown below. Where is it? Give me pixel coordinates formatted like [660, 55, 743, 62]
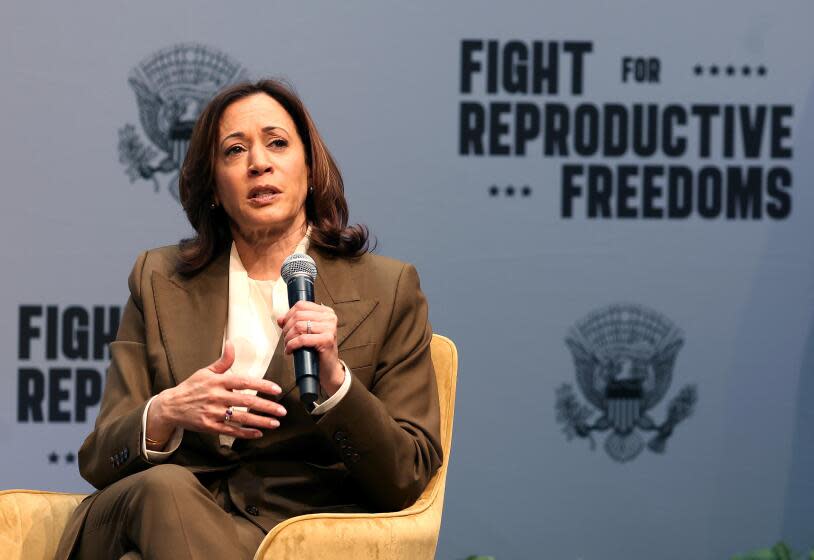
[306, 320, 312, 334]
[224, 406, 234, 423]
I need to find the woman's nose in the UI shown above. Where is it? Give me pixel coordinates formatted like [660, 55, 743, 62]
[248, 147, 272, 175]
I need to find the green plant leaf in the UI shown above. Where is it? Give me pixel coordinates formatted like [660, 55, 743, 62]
[730, 548, 779, 560]
[771, 542, 793, 560]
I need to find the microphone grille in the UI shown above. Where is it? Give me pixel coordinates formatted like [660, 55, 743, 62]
[281, 253, 317, 283]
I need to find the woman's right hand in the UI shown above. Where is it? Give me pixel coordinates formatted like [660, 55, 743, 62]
[145, 341, 287, 444]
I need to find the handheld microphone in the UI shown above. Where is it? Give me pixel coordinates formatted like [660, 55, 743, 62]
[281, 253, 319, 409]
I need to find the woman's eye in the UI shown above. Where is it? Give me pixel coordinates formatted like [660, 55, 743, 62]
[225, 145, 245, 156]
[269, 139, 288, 149]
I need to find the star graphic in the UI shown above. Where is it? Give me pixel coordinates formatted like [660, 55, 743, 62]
[709, 65, 719, 76]
[693, 64, 703, 75]
[488, 185, 499, 197]
[757, 65, 767, 76]
[65, 452, 76, 463]
[505, 185, 515, 197]
[726, 66, 735, 76]
[48, 451, 59, 464]
[521, 186, 532, 197]
[742, 65, 751, 76]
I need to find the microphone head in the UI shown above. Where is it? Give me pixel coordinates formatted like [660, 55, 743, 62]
[281, 253, 317, 284]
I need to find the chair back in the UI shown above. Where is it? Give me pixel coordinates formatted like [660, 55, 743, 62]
[430, 334, 458, 466]
[400, 334, 458, 557]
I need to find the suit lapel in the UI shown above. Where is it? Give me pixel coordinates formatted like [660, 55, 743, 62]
[152, 250, 238, 456]
[312, 248, 379, 348]
[152, 250, 230, 386]
[263, 248, 379, 394]
[263, 326, 295, 392]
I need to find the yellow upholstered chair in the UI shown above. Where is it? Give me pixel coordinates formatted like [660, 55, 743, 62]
[0, 334, 458, 560]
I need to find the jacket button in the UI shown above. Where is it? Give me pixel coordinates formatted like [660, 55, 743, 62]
[334, 431, 348, 442]
[246, 505, 259, 516]
[122, 447, 129, 460]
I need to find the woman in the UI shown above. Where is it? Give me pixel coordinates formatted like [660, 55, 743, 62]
[56, 79, 443, 559]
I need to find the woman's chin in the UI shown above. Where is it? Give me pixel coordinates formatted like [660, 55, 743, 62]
[231, 215, 305, 245]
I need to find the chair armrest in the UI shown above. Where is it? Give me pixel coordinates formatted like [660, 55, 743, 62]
[254, 469, 448, 560]
[0, 489, 87, 560]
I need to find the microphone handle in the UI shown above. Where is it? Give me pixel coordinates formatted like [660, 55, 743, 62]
[286, 276, 319, 408]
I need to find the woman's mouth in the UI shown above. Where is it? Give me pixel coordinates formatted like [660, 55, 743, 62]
[248, 186, 281, 205]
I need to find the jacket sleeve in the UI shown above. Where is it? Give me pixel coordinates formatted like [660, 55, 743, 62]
[78, 251, 157, 489]
[315, 263, 444, 511]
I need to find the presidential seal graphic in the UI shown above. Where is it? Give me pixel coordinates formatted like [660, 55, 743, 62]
[118, 44, 248, 201]
[556, 304, 698, 463]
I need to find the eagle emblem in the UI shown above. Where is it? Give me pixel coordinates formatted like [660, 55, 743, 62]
[556, 304, 697, 462]
[117, 44, 248, 200]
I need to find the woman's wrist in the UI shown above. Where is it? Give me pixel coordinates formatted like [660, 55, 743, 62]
[321, 361, 346, 397]
[145, 390, 176, 449]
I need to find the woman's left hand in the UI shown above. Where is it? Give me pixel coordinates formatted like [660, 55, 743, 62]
[278, 301, 345, 396]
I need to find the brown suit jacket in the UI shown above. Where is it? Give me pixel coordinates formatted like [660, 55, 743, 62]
[57, 244, 443, 555]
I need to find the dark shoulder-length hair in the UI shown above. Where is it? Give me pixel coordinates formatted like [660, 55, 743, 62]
[177, 78, 370, 276]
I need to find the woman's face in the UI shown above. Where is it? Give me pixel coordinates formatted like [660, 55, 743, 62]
[214, 93, 309, 242]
